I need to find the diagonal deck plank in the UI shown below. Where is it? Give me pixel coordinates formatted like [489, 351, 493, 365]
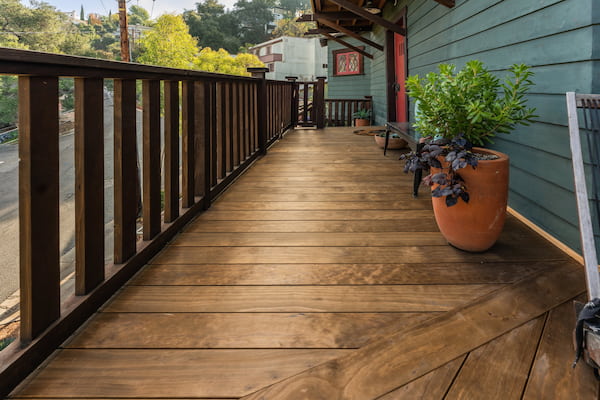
[10, 127, 596, 399]
[240, 263, 585, 400]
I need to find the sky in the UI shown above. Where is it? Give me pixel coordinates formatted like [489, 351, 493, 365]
[22, 0, 238, 18]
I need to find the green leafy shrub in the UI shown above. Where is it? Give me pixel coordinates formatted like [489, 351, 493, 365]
[352, 108, 371, 119]
[405, 60, 536, 146]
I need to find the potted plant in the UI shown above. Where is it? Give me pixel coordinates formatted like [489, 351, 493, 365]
[352, 108, 371, 126]
[374, 132, 408, 149]
[402, 60, 536, 252]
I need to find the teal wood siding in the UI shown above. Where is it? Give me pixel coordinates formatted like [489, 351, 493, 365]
[368, 0, 598, 254]
[327, 37, 371, 99]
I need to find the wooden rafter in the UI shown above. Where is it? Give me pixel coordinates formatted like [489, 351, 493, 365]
[327, 0, 406, 36]
[317, 17, 383, 51]
[306, 25, 372, 34]
[319, 32, 373, 59]
[434, 0, 455, 7]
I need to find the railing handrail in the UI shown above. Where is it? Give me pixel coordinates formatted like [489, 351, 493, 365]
[0, 47, 258, 81]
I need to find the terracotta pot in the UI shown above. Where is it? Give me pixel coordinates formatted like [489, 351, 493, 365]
[431, 147, 509, 252]
[374, 135, 408, 149]
[355, 118, 370, 127]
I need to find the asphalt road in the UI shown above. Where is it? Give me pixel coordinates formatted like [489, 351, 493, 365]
[0, 97, 145, 305]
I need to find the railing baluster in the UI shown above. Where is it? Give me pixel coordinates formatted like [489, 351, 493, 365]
[19, 76, 60, 342]
[113, 79, 138, 264]
[225, 82, 233, 172]
[254, 83, 259, 146]
[163, 80, 179, 223]
[216, 82, 224, 180]
[142, 80, 161, 240]
[74, 77, 104, 295]
[181, 80, 195, 208]
[210, 81, 218, 187]
[201, 81, 212, 208]
[232, 82, 239, 167]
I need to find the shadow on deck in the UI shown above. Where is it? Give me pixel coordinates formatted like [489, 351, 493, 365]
[9, 127, 597, 399]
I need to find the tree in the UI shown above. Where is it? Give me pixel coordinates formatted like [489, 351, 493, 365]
[128, 5, 150, 26]
[138, 14, 199, 69]
[234, 0, 275, 45]
[184, 0, 241, 53]
[80, 5, 84, 21]
[278, 0, 309, 17]
[194, 47, 263, 76]
[271, 16, 314, 37]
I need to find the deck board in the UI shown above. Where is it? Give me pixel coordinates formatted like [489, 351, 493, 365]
[10, 127, 597, 399]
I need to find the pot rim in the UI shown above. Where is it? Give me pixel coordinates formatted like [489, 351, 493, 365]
[470, 147, 509, 164]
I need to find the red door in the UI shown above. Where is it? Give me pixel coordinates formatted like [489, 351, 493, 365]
[394, 33, 407, 122]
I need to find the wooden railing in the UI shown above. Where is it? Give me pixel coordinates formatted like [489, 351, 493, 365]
[293, 79, 372, 128]
[0, 50, 293, 396]
[325, 96, 373, 127]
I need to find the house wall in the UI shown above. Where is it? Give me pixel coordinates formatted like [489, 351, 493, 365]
[366, 0, 599, 253]
[327, 37, 372, 99]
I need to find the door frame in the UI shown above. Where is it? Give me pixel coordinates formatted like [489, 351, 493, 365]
[385, 7, 408, 122]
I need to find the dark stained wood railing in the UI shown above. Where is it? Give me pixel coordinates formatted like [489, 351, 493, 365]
[325, 96, 373, 127]
[0, 49, 293, 397]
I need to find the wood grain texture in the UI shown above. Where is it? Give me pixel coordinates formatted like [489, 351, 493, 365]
[142, 79, 161, 240]
[74, 77, 105, 295]
[445, 316, 546, 399]
[170, 232, 448, 246]
[241, 263, 585, 400]
[66, 312, 438, 349]
[130, 262, 554, 286]
[163, 80, 180, 223]
[522, 296, 599, 399]
[102, 284, 498, 313]
[113, 79, 138, 264]
[18, 76, 61, 341]
[380, 356, 466, 399]
[14, 349, 348, 398]
[150, 245, 566, 265]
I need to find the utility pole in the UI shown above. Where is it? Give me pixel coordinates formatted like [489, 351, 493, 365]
[118, 0, 130, 62]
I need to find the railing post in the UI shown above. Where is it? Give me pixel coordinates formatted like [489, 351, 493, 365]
[365, 95, 373, 125]
[181, 80, 195, 208]
[248, 67, 269, 155]
[18, 76, 60, 342]
[315, 76, 326, 129]
[74, 77, 105, 295]
[286, 76, 299, 128]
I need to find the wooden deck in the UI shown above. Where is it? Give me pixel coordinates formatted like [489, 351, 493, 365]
[8, 127, 599, 399]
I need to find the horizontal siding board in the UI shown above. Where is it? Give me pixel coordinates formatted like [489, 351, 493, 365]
[492, 138, 574, 193]
[410, 26, 595, 71]
[409, 0, 566, 57]
[509, 191, 581, 253]
[509, 166, 579, 237]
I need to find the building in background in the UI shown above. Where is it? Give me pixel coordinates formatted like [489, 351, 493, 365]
[250, 36, 328, 81]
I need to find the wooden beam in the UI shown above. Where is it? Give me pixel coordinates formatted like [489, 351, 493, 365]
[327, 0, 406, 36]
[320, 32, 373, 59]
[434, 0, 455, 7]
[317, 17, 383, 51]
[299, 12, 369, 22]
[306, 25, 372, 34]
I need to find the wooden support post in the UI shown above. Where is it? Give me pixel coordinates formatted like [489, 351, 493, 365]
[163, 81, 179, 223]
[142, 80, 161, 240]
[314, 76, 326, 129]
[203, 81, 213, 209]
[18, 76, 60, 342]
[248, 67, 269, 155]
[74, 77, 105, 295]
[113, 79, 137, 264]
[181, 80, 195, 208]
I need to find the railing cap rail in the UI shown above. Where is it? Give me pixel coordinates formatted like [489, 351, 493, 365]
[0, 47, 259, 81]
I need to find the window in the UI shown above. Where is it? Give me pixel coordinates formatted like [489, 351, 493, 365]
[333, 48, 364, 76]
[266, 46, 272, 55]
[268, 63, 274, 72]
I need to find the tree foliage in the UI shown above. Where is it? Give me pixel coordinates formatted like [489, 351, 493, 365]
[183, 0, 241, 53]
[195, 47, 263, 75]
[138, 14, 198, 69]
[271, 16, 314, 37]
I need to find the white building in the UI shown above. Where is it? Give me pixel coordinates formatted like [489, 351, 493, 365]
[249, 36, 328, 82]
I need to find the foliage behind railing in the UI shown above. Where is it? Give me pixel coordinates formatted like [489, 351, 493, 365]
[0, 49, 293, 397]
